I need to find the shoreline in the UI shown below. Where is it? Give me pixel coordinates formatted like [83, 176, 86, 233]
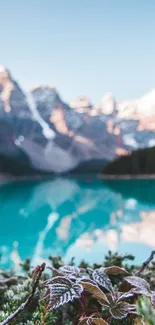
[1, 173, 155, 185]
[99, 174, 155, 180]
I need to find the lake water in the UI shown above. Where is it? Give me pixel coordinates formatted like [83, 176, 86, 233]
[0, 177, 155, 270]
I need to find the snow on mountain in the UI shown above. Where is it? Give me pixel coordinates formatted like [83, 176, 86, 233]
[0, 65, 155, 174]
[0, 66, 30, 117]
[70, 96, 93, 113]
[117, 89, 155, 118]
[31, 85, 120, 163]
[93, 93, 116, 116]
[70, 89, 155, 121]
[26, 92, 55, 140]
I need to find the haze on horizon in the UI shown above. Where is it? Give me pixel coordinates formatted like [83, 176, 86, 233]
[0, 0, 155, 103]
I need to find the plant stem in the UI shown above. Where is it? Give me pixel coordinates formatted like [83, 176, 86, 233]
[0, 263, 45, 325]
[136, 250, 155, 276]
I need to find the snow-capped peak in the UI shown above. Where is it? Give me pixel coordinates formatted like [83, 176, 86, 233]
[30, 84, 56, 92]
[101, 92, 114, 102]
[118, 89, 155, 118]
[93, 92, 116, 116]
[0, 65, 7, 73]
[70, 96, 92, 113]
[0, 66, 11, 79]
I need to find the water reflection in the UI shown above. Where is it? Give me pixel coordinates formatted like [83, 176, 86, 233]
[0, 178, 155, 268]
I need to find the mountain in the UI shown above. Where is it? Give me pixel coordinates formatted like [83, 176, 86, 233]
[117, 89, 155, 118]
[0, 67, 121, 174]
[70, 96, 93, 113]
[71, 90, 155, 151]
[116, 91, 155, 150]
[93, 93, 116, 116]
[30, 86, 121, 163]
[0, 65, 154, 175]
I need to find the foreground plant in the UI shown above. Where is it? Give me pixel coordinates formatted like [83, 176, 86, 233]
[0, 251, 155, 324]
[41, 264, 137, 323]
[136, 297, 155, 325]
[0, 263, 45, 325]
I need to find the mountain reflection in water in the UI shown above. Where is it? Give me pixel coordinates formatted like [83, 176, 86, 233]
[0, 177, 155, 269]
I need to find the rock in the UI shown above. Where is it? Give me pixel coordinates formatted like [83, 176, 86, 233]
[0, 66, 30, 117]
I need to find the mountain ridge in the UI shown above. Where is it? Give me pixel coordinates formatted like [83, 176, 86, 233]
[0, 65, 154, 175]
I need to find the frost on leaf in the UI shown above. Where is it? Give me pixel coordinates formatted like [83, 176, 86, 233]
[78, 273, 90, 281]
[110, 301, 137, 319]
[80, 281, 110, 305]
[92, 319, 109, 325]
[59, 265, 80, 276]
[124, 276, 151, 296]
[117, 291, 134, 301]
[151, 292, 155, 307]
[78, 317, 109, 325]
[104, 266, 129, 275]
[93, 267, 113, 292]
[45, 276, 83, 310]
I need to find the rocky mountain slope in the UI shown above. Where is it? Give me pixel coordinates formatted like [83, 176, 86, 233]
[71, 90, 155, 150]
[0, 65, 154, 174]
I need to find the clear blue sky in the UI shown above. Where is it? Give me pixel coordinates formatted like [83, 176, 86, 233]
[0, 0, 155, 102]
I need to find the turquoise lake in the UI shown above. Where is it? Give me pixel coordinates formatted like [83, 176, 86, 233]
[0, 177, 155, 269]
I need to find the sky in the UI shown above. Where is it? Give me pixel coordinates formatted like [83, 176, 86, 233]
[0, 0, 155, 103]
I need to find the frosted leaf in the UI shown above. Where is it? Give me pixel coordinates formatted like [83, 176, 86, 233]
[110, 301, 137, 319]
[78, 273, 90, 281]
[92, 319, 109, 325]
[93, 267, 113, 292]
[104, 266, 128, 275]
[59, 265, 80, 276]
[46, 276, 83, 310]
[78, 317, 109, 325]
[87, 267, 94, 275]
[151, 292, 155, 307]
[80, 281, 110, 305]
[125, 276, 151, 296]
[117, 291, 134, 301]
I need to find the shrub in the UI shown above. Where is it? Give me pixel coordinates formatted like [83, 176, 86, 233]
[0, 251, 155, 324]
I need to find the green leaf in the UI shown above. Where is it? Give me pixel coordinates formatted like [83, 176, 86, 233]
[80, 281, 110, 305]
[93, 267, 113, 292]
